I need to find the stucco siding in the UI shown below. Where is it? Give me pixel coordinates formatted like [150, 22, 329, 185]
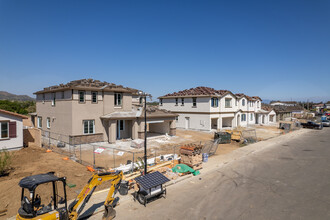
[0, 113, 24, 150]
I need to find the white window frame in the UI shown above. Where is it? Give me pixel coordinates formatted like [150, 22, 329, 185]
[51, 93, 56, 106]
[225, 98, 232, 108]
[211, 98, 218, 107]
[242, 99, 245, 106]
[114, 93, 122, 106]
[0, 121, 9, 139]
[159, 98, 163, 106]
[37, 117, 42, 128]
[83, 120, 95, 134]
[47, 117, 51, 129]
[175, 98, 178, 106]
[181, 98, 184, 106]
[241, 114, 246, 122]
[46, 117, 50, 128]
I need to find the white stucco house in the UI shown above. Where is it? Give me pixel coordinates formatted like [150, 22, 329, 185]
[0, 109, 28, 150]
[158, 87, 276, 131]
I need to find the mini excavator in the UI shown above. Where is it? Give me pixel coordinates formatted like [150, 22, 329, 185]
[16, 170, 124, 220]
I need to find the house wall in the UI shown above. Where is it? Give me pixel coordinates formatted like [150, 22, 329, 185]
[36, 97, 73, 137]
[0, 112, 24, 150]
[175, 113, 211, 131]
[161, 97, 211, 112]
[36, 89, 134, 142]
[219, 94, 237, 113]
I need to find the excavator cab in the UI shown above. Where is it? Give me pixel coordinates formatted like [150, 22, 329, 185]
[17, 172, 68, 220]
[17, 170, 124, 220]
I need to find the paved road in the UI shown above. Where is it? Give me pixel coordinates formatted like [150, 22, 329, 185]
[92, 127, 330, 220]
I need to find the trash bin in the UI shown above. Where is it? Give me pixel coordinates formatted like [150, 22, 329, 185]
[202, 153, 208, 162]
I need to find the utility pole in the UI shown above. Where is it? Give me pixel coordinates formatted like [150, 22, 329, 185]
[144, 94, 147, 175]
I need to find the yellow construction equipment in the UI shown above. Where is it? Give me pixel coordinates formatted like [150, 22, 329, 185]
[16, 171, 124, 220]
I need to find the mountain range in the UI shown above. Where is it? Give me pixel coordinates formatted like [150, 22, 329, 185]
[0, 91, 35, 101]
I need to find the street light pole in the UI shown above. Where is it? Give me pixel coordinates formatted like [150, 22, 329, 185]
[144, 95, 147, 175]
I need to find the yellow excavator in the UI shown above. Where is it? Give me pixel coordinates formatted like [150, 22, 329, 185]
[16, 170, 124, 220]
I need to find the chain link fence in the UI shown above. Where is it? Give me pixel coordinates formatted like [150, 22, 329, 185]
[40, 130, 222, 174]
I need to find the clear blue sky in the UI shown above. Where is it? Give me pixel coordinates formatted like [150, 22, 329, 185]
[0, 0, 329, 102]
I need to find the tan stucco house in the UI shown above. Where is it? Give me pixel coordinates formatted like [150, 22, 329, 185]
[34, 79, 177, 144]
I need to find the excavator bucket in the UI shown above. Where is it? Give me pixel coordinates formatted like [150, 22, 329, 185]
[102, 205, 116, 220]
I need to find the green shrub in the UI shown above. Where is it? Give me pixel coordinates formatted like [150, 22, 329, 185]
[0, 149, 12, 176]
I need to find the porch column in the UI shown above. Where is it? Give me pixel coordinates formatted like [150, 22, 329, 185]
[217, 116, 222, 130]
[169, 120, 176, 136]
[108, 119, 116, 143]
[131, 119, 139, 140]
[138, 121, 145, 139]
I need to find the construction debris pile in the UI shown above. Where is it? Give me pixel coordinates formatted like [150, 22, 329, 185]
[180, 144, 203, 170]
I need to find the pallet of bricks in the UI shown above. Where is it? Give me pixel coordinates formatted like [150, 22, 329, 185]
[180, 144, 203, 170]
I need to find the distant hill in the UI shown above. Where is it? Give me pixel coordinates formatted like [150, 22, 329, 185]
[0, 91, 34, 101]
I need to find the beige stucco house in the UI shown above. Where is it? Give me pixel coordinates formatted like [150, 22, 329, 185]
[34, 79, 177, 144]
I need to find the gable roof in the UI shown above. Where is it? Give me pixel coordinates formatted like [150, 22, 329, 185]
[0, 109, 28, 119]
[159, 87, 231, 98]
[34, 79, 140, 95]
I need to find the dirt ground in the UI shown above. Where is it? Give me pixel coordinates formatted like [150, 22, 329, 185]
[0, 146, 99, 219]
[1, 127, 282, 218]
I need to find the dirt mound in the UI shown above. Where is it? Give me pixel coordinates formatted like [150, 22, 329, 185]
[0, 146, 94, 219]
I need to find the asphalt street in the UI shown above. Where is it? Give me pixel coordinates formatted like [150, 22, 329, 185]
[106, 127, 330, 220]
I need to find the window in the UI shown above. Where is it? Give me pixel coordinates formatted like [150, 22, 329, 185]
[51, 93, 56, 106]
[211, 98, 218, 107]
[47, 118, 50, 129]
[257, 101, 260, 108]
[139, 97, 143, 104]
[114, 93, 122, 106]
[92, 91, 98, 103]
[37, 117, 42, 128]
[181, 98, 184, 106]
[42, 94, 45, 102]
[159, 98, 163, 106]
[250, 113, 254, 121]
[192, 97, 197, 107]
[79, 91, 85, 103]
[0, 122, 8, 139]
[242, 99, 245, 106]
[176, 116, 178, 122]
[225, 98, 232, 108]
[61, 91, 65, 99]
[241, 114, 246, 121]
[175, 98, 178, 106]
[83, 120, 95, 134]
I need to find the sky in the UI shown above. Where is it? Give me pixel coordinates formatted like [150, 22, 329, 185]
[0, 0, 329, 102]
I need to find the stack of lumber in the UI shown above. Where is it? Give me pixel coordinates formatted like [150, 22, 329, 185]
[180, 144, 203, 170]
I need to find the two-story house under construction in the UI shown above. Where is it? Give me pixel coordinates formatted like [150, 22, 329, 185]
[159, 87, 276, 131]
[34, 79, 177, 144]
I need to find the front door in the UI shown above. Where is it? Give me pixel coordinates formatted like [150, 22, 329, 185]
[185, 117, 190, 129]
[116, 120, 124, 139]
